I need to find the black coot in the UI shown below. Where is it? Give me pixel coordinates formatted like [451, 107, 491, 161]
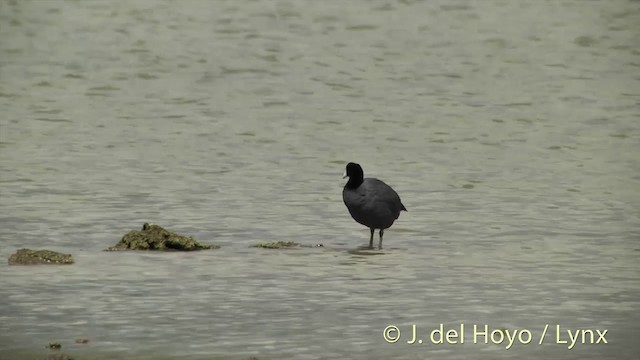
[342, 162, 407, 249]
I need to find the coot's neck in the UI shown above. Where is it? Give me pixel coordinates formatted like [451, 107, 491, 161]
[345, 172, 364, 189]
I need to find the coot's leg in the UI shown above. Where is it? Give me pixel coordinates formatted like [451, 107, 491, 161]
[369, 228, 374, 249]
[379, 229, 384, 249]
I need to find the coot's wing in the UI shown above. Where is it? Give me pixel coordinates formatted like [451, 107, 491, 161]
[362, 178, 405, 215]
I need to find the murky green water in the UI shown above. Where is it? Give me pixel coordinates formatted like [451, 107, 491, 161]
[1, 0, 639, 359]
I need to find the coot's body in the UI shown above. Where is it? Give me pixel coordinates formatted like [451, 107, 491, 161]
[342, 162, 406, 249]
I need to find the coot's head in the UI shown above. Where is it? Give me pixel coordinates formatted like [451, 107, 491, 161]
[343, 162, 364, 188]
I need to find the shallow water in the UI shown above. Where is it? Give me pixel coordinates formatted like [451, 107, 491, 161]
[1, 0, 639, 359]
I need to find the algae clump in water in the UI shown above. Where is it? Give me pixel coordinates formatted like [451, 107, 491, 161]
[47, 342, 62, 349]
[107, 223, 217, 251]
[8, 249, 74, 265]
[251, 241, 300, 249]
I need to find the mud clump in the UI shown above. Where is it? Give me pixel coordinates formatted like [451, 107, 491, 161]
[8, 249, 74, 265]
[107, 223, 217, 251]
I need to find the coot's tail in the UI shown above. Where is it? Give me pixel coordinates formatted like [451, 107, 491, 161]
[401, 203, 407, 212]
